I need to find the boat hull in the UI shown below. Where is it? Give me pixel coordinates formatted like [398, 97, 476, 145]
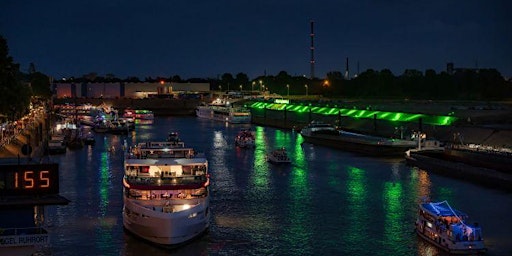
[300, 133, 415, 157]
[405, 150, 512, 191]
[122, 197, 210, 246]
[415, 224, 486, 254]
[444, 147, 512, 174]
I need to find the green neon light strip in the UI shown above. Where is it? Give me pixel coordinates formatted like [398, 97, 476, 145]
[249, 102, 457, 126]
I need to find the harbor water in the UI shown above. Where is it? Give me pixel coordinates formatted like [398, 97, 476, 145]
[44, 116, 511, 256]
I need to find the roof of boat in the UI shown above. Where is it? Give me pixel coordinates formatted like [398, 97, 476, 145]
[420, 201, 467, 217]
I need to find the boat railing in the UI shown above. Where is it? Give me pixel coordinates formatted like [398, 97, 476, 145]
[125, 175, 207, 186]
[451, 143, 512, 156]
[127, 145, 195, 159]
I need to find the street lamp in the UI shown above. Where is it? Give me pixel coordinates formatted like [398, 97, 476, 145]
[252, 81, 255, 92]
[239, 85, 242, 92]
[286, 84, 289, 97]
[259, 80, 263, 92]
[305, 84, 308, 96]
[219, 85, 222, 92]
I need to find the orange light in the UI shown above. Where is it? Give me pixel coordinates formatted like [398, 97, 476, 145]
[160, 80, 165, 85]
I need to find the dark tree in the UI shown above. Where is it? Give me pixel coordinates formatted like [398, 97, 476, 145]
[30, 71, 52, 98]
[0, 35, 31, 120]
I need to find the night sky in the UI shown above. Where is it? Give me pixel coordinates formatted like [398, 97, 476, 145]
[1, 0, 511, 80]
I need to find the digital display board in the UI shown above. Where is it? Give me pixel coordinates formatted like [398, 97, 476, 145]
[0, 163, 59, 196]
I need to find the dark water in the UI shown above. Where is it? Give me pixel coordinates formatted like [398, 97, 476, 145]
[45, 117, 512, 256]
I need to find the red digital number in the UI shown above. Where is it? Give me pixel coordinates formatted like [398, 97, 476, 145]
[24, 171, 34, 188]
[14, 172, 19, 188]
[40, 170, 50, 188]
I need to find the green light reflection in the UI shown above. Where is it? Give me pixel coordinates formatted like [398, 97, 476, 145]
[344, 166, 367, 252]
[283, 133, 312, 254]
[383, 181, 406, 251]
[251, 126, 270, 192]
[96, 141, 112, 252]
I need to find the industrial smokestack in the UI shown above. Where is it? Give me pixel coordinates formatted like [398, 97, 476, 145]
[344, 57, 349, 79]
[310, 20, 315, 79]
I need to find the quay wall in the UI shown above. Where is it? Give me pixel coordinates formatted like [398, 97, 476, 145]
[0, 114, 49, 158]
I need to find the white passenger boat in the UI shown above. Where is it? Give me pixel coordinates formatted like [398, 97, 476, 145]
[122, 140, 210, 246]
[267, 147, 291, 164]
[415, 200, 487, 254]
[195, 98, 251, 124]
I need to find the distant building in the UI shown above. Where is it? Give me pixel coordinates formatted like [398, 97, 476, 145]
[447, 62, 489, 75]
[53, 82, 210, 99]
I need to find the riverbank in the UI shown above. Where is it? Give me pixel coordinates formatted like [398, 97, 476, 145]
[0, 107, 49, 158]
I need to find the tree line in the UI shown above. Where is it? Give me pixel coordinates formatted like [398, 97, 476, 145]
[1, 34, 511, 122]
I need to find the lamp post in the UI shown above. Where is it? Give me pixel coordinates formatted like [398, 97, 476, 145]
[252, 81, 255, 92]
[305, 84, 308, 97]
[259, 80, 263, 92]
[286, 84, 289, 97]
[239, 85, 242, 92]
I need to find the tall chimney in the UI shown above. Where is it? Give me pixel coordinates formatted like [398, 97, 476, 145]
[310, 20, 315, 79]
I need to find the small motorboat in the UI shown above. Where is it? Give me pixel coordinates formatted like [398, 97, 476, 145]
[267, 147, 291, 164]
[235, 128, 255, 148]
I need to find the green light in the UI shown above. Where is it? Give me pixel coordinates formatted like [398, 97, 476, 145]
[249, 101, 457, 126]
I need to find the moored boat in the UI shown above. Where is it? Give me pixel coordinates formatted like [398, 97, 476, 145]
[443, 144, 512, 174]
[47, 135, 67, 154]
[195, 98, 251, 124]
[300, 121, 417, 157]
[415, 200, 486, 254]
[122, 140, 210, 247]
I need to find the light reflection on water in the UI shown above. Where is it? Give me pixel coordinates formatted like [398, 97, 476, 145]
[44, 117, 512, 256]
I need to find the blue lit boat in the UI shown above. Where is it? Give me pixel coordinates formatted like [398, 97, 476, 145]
[415, 200, 487, 254]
